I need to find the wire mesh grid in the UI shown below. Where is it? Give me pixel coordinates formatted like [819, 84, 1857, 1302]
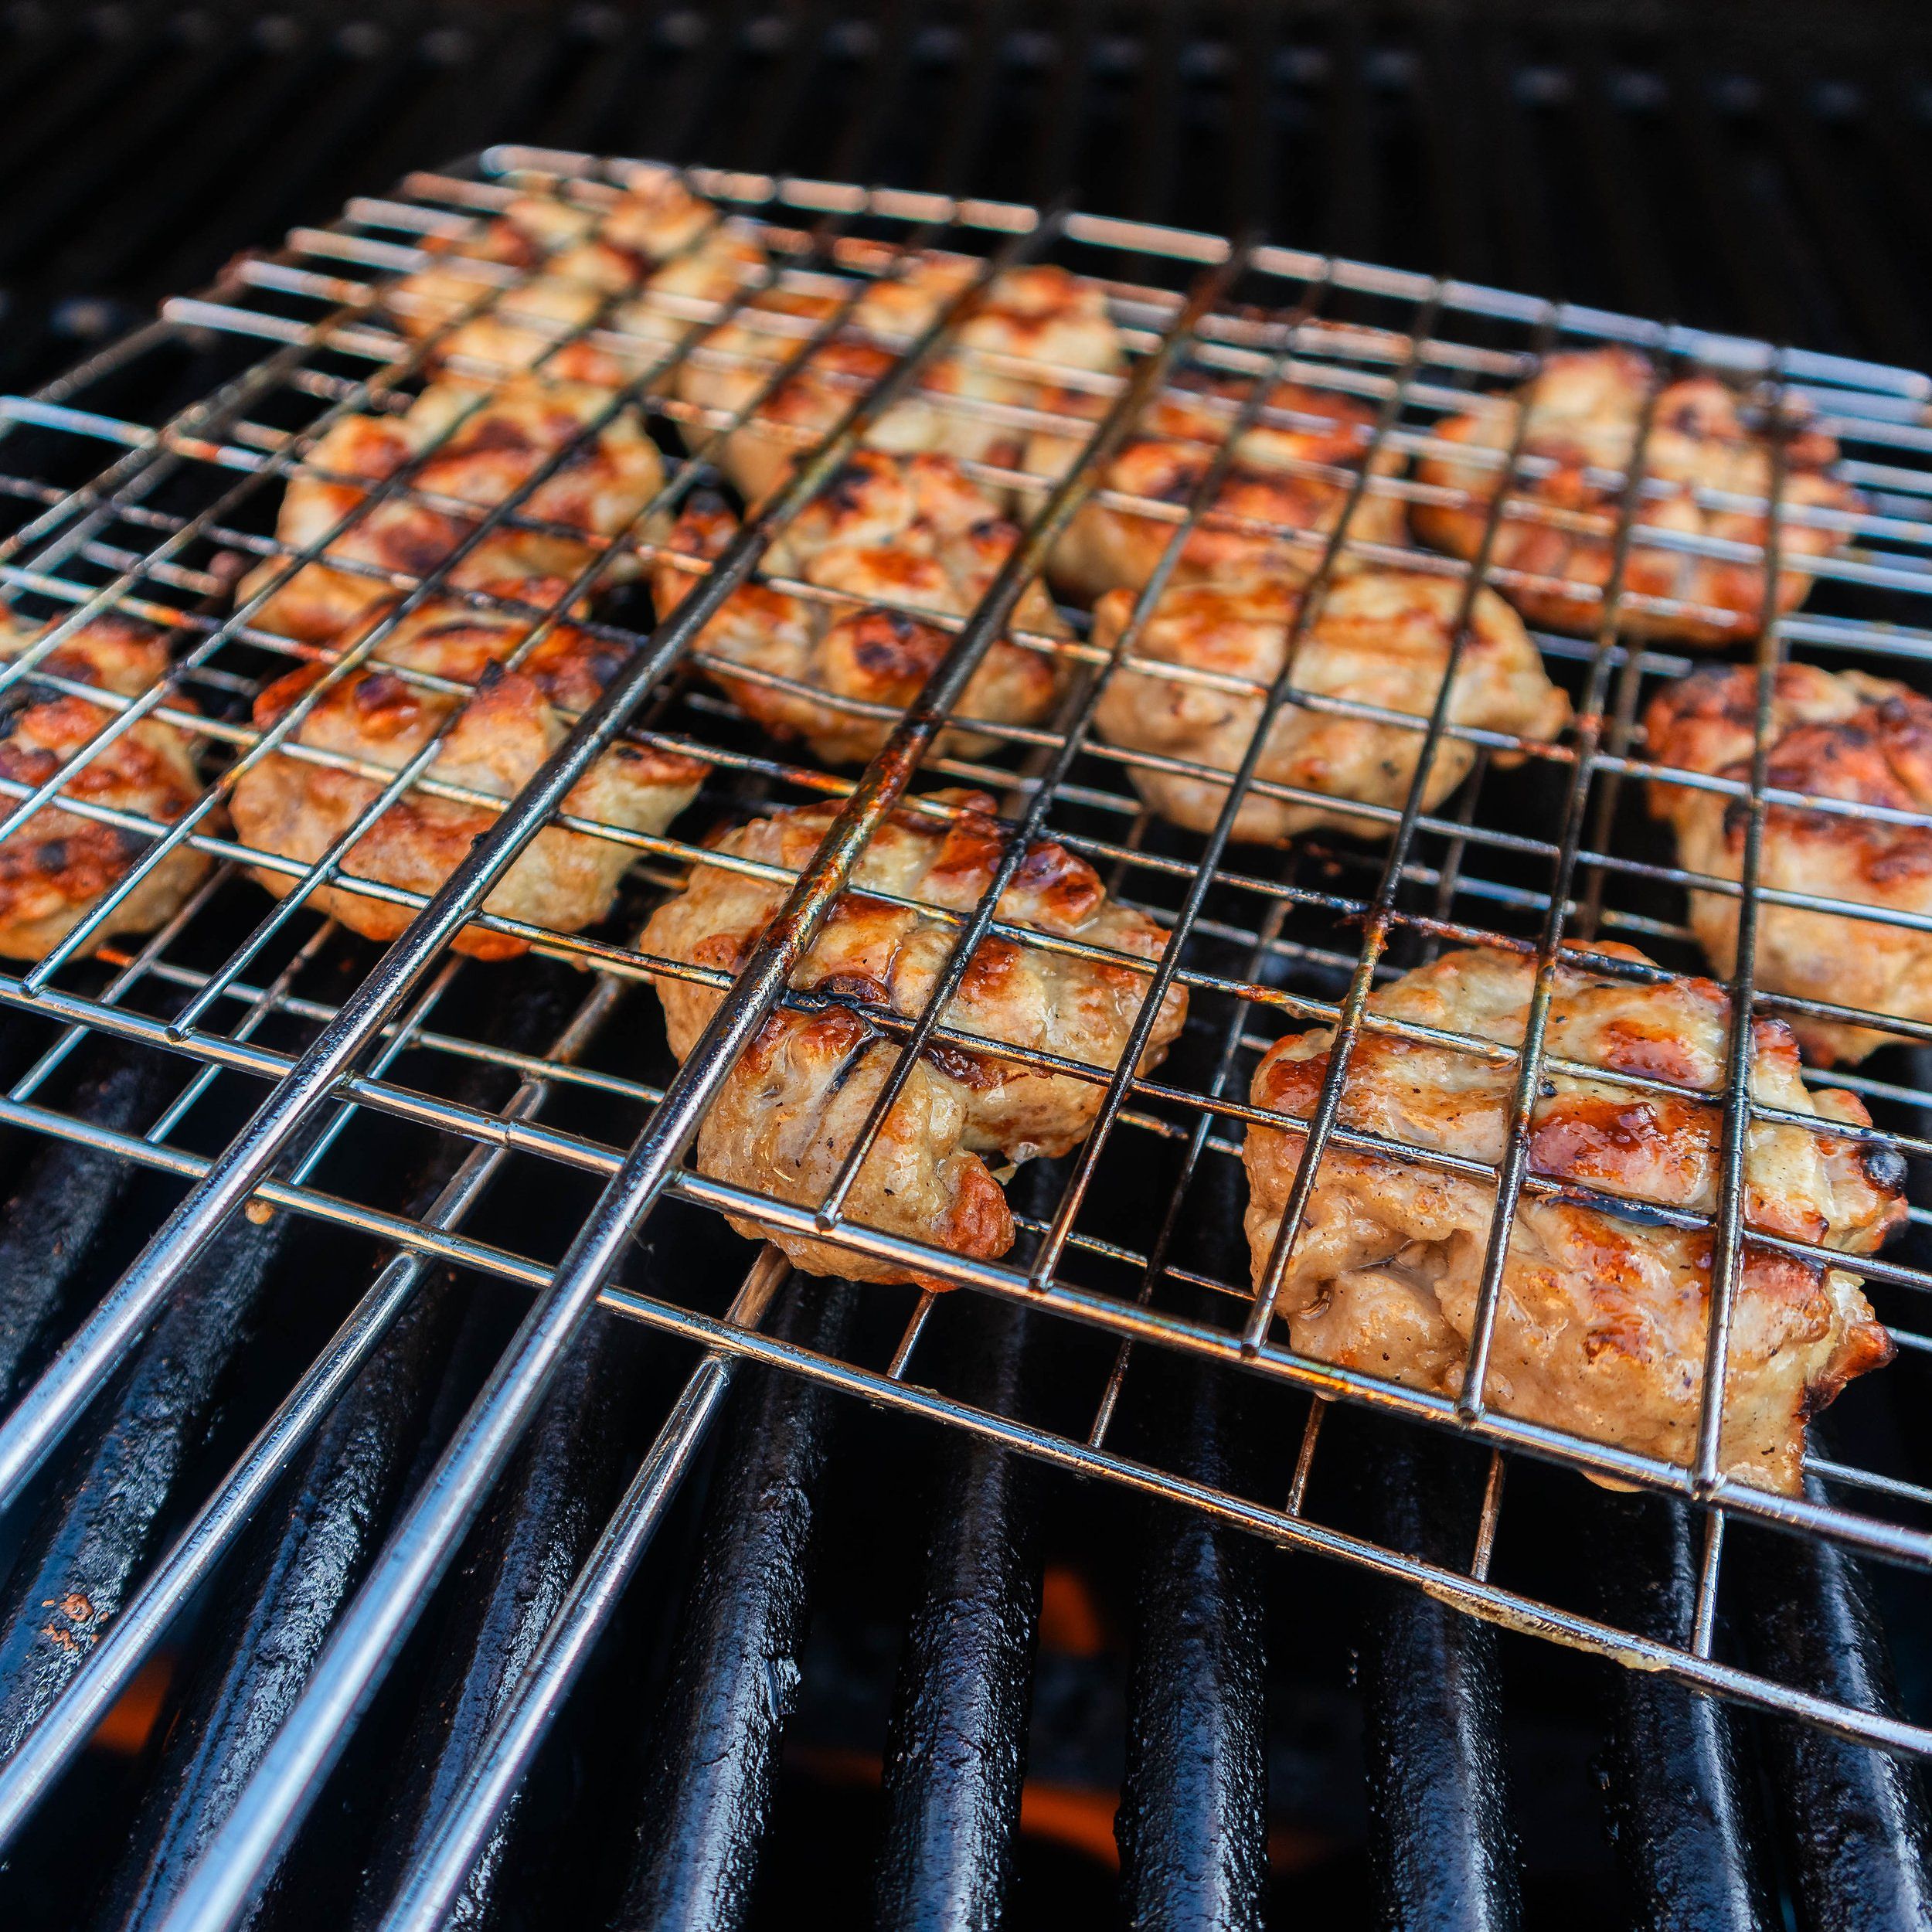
[2, 145, 1932, 1905]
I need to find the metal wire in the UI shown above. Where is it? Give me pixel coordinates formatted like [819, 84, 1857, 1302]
[0, 147, 1928, 1920]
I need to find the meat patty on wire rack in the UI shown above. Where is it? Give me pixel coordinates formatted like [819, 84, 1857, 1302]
[229, 589, 706, 960]
[641, 788, 1185, 1287]
[649, 448, 1070, 765]
[1026, 369, 1410, 601]
[1412, 347, 1859, 646]
[1090, 566, 1570, 843]
[238, 375, 666, 644]
[1645, 660, 1932, 1066]
[675, 257, 1124, 507]
[1242, 943, 1903, 1495]
[0, 610, 210, 959]
[384, 165, 767, 384]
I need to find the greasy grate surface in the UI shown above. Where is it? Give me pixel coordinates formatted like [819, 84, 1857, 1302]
[0, 148, 1930, 1923]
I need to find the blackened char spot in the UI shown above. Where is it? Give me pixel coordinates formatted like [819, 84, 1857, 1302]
[818, 461, 876, 518]
[1547, 1186, 1691, 1230]
[820, 1031, 875, 1102]
[1151, 454, 1207, 505]
[1861, 1142, 1908, 1194]
[808, 970, 893, 1006]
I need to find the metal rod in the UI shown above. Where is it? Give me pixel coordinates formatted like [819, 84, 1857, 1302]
[614, 1277, 858, 1932]
[1355, 1420, 1522, 1932]
[1691, 357, 1798, 1495]
[872, 1298, 1043, 1932]
[372, 1248, 787, 1932]
[0, 959, 636, 1846]
[1116, 1338, 1269, 1931]
[1592, 1493, 1777, 1932]
[0, 194, 1053, 1522]
[1736, 1475, 1932, 1927]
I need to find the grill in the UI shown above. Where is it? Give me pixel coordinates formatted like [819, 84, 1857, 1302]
[3, 11, 1932, 1931]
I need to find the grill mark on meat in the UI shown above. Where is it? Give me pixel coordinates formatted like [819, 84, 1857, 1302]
[820, 461, 878, 517]
[923, 1041, 1004, 1090]
[806, 970, 894, 1005]
[442, 416, 540, 461]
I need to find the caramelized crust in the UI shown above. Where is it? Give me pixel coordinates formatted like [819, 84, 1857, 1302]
[1645, 660, 1932, 1063]
[1413, 349, 1859, 645]
[0, 612, 210, 958]
[240, 376, 666, 643]
[675, 258, 1124, 505]
[229, 591, 705, 958]
[641, 787, 1186, 1284]
[1241, 944, 1903, 1492]
[649, 449, 1068, 764]
[1090, 568, 1570, 842]
[1028, 372, 1410, 601]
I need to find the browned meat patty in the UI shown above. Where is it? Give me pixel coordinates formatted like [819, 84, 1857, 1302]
[676, 259, 1124, 506]
[0, 611, 210, 959]
[1026, 370, 1410, 601]
[240, 376, 666, 644]
[1645, 659, 1932, 1064]
[641, 788, 1186, 1285]
[1090, 566, 1569, 842]
[650, 447, 1068, 765]
[1413, 348, 1859, 645]
[230, 590, 705, 958]
[1242, 943, 1902, 1494]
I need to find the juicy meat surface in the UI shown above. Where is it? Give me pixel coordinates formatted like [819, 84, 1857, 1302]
[1027, 371, 1410, 601]
[1241, 944, 1903, 1493]
[0, 611, 210, 958]
[229, 591, 705, 958]
[1412, 348, 1859, 645]
[239, 376, 665, 643]
[650, 449, 1068, 764]
[641, 788, 1186, 1285]
[1090, 567, 1570, 843]
[675, 259, 1124, 506]
[1645, 660, 1932, 1064]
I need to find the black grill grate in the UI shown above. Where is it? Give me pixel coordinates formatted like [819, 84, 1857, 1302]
[0, 9, 1930, 1929]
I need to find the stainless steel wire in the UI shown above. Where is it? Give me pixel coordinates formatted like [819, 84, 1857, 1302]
[0, 149, 1927, 1920]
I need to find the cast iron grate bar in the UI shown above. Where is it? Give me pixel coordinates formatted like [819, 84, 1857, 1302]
[1356, 1423, 1522, 1932]
[872, 1297, 1044, 1931]
[1592, 1492, 1778, 1932]
[616, 1279, 856, 1932]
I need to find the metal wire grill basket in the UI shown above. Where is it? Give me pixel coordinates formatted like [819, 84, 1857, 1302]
[2, 143, 1931, 1925]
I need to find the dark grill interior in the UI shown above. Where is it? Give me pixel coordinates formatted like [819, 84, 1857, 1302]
[15, 0, 1932, 382]
[2, 7, 1932, 1931]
